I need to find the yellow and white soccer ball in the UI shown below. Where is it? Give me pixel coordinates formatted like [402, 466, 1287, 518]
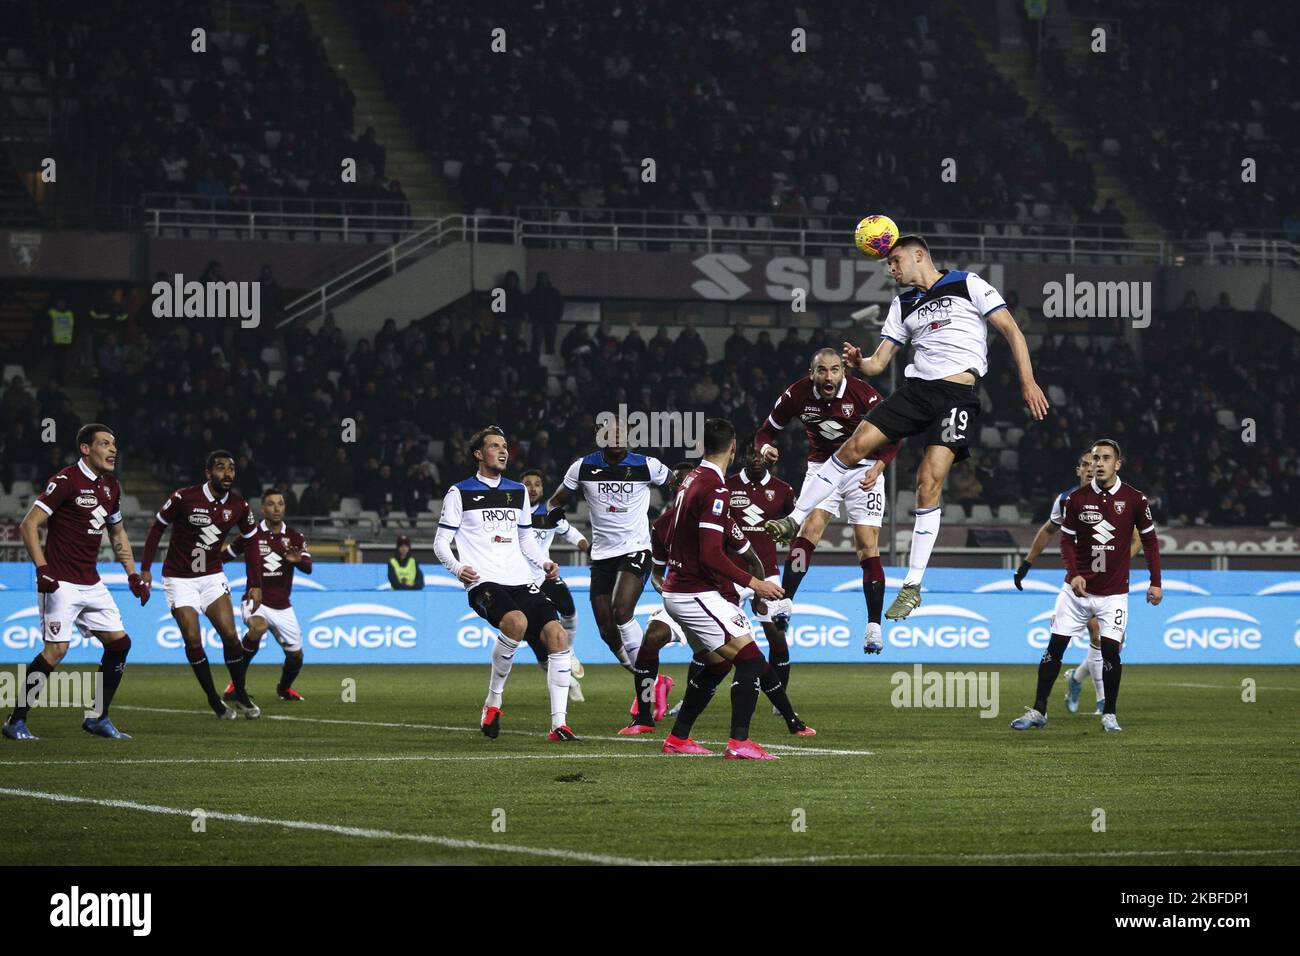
[853, 214, 899, 260]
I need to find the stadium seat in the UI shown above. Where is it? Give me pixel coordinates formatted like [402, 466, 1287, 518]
[119, 494, 141, 516]
[996, 505, 1022, 523]
[1214, 408, 1237, 428]
[357, 510, 381, 534]
[0, 495, 23, 516]
[10, 480, 34, 498]
[339, 497, 362, 518]
[942, 503, 966, 524]
[979, 425, 1003, 448]
[2, 363, 24, 384]
[896, 490, 917, 514]
[1005, 426, 1025, 447]
[291, 482, 308, 500]
[267, 370, 286, 387]
[1047, 384, 1068, 407]
[969, 504, 994, 523]
[998, 449, 1019, 470]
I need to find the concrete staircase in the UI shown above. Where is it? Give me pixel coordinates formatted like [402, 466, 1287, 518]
[975, 33, 1164, 243]
[299, 0, 452, 217]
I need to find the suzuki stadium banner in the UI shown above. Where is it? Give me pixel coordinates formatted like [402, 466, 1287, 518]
[1, 563, 1298, 665]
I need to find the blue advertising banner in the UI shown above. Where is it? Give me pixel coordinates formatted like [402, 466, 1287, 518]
[1, 563, 1297, 665]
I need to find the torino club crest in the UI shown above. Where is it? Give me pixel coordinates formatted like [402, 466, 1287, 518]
[1114, 501, 1126, 514]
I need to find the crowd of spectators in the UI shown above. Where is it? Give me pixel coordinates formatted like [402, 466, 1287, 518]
[356, 0, 1098, 228]
[22, 0, 403, 217]
[4, 278, 1298, 530]
[1036, 0, 1300, 238]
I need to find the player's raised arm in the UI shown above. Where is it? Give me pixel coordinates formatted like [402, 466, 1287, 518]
[844, 337, 900, 378]
[986, 307, 1049, 421]
[547, 457, 581, 511]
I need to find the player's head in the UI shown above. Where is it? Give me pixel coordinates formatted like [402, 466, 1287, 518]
[597, 421, 626, 460]
[1075, 449, 1095, 484]
[261, 487, 285, 524]
[469, 425, 508, 476]
[702, 417, 736, 467]
[743, 433, 768, 479]
[808, 347, 844, 398]
[205, 449, 236, 493]
[520, 468, 544, 505]
[77, 423, 116, 474]
[1089, 439, 1123, 484]
[885, 235, 932, 287]
[396, 534, 411, 559]
[667, 460, 695, 496]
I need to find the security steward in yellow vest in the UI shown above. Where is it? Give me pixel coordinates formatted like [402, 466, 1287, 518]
[388, 535, 425, 590]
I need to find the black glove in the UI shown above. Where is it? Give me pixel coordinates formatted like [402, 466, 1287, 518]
[542, 507, 567, 530]
[1013, 560, 1032, 591]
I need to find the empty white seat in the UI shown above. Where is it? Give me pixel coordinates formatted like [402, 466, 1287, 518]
[1214, 408, 1236, 428]
[896, 490, 917, 514]
[980, 425, 1003, 448]
[2, 364, 25, 384]
[998, 448, 1020, 470]
[339, 497, 362, 518]
[119, 494, 142, 515]
[291, 482, 308, 499]
[10, 479, 35, 498]
[1005, 426, 1025, 447]
[996, 504, 1022, 523]
[1047, 384, 1068, 407]
[0, 495, 21, 516]
[943, 503, 967, 524]
[969, 504, 994, 522]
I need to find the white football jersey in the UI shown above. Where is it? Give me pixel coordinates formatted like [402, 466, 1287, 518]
[562, 451, 669, 560]
[437, 475, 538, 589]
[881, 270, 1007, 380]
[527, 503, 584, 585]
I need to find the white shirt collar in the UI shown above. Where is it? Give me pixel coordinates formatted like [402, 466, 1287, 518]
[77, 458, 98, 481]
[1092, 476, 1122, 496]
[202, 482, 229, 504]
[834, 377, 847, 399]
[739, 468, 771, 486]
[476, 471, 502, 488]
[700, 460, 725, 480]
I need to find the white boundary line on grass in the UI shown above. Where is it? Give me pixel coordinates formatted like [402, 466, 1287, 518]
[1165, 682, 1300, 692]
[112, 705, 875, 756]
[0, 786, 1293, 866]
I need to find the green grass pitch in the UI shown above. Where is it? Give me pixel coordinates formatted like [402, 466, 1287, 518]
[2, 664, 1297, 866]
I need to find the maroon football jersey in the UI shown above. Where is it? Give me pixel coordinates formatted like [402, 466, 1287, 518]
[155, 483, 258, 579]
[756, 375, 902, 466]
[653, 500, 751, 601]
[726, 468, 793, 576]
[664, 461, 755, 596]
[32, 458, 122, 585]
[227, 521, 311, 609]
[1059, 477, 1162, 597]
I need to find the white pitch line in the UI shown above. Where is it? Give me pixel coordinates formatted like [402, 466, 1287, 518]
[1165, 682, 1300, 692]
[0, 786, 659, 866]
[689, 847, 1300, 865]
[1, 786, 1291, 867]
[113, 704, 874, 756]
[0, 753, 689, 767]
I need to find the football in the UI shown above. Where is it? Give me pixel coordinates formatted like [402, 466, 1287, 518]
[854, 214, 899, 260]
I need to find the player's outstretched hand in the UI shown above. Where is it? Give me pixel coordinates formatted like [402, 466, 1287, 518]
[1070, 575, 1088, 597]
[1147, 585, 1163, 606]
[35, 564, 59, 593]
[1023, 380, 1050, 421]
[128, 572, 151, 606]
[1013, 560, 1031, 590]
[752, 578, 783, 601]
[543, 561, 560, 581]
[458, 565, 480, 585]
[842, 341, 863, 371]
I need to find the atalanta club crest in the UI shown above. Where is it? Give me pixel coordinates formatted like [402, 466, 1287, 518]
[842, 403, 855, 417]
[1114, 501, 1126, 514]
